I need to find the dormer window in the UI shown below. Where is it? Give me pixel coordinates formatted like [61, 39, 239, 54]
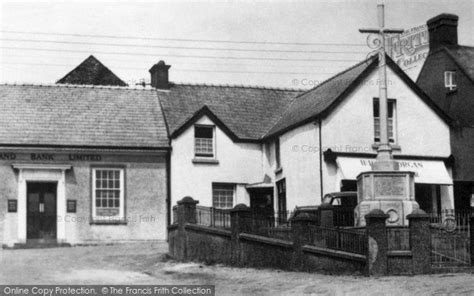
[194, 125, 215, 157]
[444, 71, 457, 91]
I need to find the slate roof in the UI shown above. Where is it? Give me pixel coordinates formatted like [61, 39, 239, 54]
[445, 45, 474, 82]
[265, 55, 451, 138]
[57, 55, 127, 86]
[0, 84, 169, 148]
[417, 45, 474, 126]
[265, 58, 378, 137]
[158, 84, 301, 141]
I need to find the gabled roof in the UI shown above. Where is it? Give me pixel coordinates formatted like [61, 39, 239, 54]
[56, 55, 127, 86]
[0, 84, 169, 149]
[417, 45, 474, 126]
[158, 84, 301, 141]
[443, 45, 474, 83]
[265, 55, 452, 138]
[265, 58, 377, 138]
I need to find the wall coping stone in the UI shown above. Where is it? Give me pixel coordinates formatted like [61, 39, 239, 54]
[302, 245, 367, 262]
[239, 233, 293, 249]
[177, 196, 199, 205]
[230, 204, 251, 212]
[387, 250, 413, 257]
[168, 224, 178, 231]
[407, 209, 429, 219]
[185, 224, 232, 238]
[365, 209, 389, 219]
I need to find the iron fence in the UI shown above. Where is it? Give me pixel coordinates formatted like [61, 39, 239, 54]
[429, 209, 472, 234]
[308, 225, 368, 255]
[196, 206, 231, 229]
[332, 207, 355, 227]
[245, 210, 294, 241]
[386, 227, 410, 251]
[430, 226, 470, 267]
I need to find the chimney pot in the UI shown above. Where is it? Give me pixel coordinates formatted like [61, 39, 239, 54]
[149, 60, 171, 89]
[427, 13, 459, 51]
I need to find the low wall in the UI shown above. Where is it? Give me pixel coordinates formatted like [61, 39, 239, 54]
[168, 198, 436, 276]
[168, 198, 368, 274]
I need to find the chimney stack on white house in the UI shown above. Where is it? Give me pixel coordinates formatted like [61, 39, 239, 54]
[427, 13, 459, 51]
[149, 60, 171, 89]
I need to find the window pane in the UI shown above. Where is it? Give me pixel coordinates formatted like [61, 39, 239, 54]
[212, 184, 234, 209]
[94, 169, 123, 215]
[373, 99, 380, 117]
[195, 126, 213, 138]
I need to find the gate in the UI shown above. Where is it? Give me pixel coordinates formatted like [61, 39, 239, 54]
[430, 209, 471, 268]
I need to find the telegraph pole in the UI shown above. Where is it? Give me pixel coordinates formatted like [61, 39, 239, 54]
[359, 4, 403, 171]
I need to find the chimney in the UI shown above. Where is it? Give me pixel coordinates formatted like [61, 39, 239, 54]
[149, 60, 171, 89]
[427, 13, 459, 51]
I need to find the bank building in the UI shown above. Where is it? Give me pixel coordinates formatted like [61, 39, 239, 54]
[0, 56, 169, 247]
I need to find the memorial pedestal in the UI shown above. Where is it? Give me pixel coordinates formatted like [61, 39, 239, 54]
[355, 171, 419, 226]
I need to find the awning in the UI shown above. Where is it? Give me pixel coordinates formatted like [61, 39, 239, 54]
[245, 182, 274, 189]
[336, 157, 452, 185]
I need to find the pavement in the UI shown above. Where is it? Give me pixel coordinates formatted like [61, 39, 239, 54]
[1, 242, 474, 295]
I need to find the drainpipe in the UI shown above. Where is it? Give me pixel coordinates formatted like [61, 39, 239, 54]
[166, 149, 171, 241]
[318, 119, 324, 203]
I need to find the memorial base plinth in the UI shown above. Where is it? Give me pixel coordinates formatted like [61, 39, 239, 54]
[355, 170, 419, 227]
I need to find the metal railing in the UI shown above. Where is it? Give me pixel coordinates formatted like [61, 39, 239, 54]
[332, 207, 355, 227]
[430, 226, 470, 267]
[309, 225, 368, 255]
[387, 227, 410, 251]
[245, 210, 294, 241]
[196, 206, 231, 229]
[429, 209, 472, 234]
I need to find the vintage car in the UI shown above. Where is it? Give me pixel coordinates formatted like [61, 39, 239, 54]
[292, 191, 358, 227]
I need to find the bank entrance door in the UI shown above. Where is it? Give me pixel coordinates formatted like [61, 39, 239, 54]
[27, 182, 57, 241]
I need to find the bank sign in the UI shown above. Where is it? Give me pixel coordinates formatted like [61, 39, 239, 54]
[336, 157, 452, 185]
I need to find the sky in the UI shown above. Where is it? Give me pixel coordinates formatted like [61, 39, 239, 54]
[0, 0, 473, 89]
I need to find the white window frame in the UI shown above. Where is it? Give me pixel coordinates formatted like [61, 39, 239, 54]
[92, 168, 125, 222]
[212, 183, 235, 209]
[444, 71, 457, 91]
[194, 125, 215, 158]
[374, 98, 397, 144]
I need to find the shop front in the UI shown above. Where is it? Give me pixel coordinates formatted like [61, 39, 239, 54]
[335, 156, 453, 214]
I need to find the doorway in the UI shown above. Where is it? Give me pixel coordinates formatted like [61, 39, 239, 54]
[27, 182, 57, 241]
[249, 188, 274, 216]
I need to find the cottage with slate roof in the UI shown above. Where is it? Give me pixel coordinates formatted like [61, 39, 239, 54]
[417, 14, 474, 212]
[159, 54, 455, 223]
[0, 60, 169, 247]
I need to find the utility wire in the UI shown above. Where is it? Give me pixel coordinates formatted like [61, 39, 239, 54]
[0, 37, 367, 54]
[1, 62, 337, 75]
[0, 46, 362, 62]
[0, 53, 345, 73]
[0, 30, 368, 47]
[1, 52, 349, 70]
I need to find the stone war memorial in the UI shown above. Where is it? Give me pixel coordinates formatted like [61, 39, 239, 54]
[356, 4, 419, 227]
